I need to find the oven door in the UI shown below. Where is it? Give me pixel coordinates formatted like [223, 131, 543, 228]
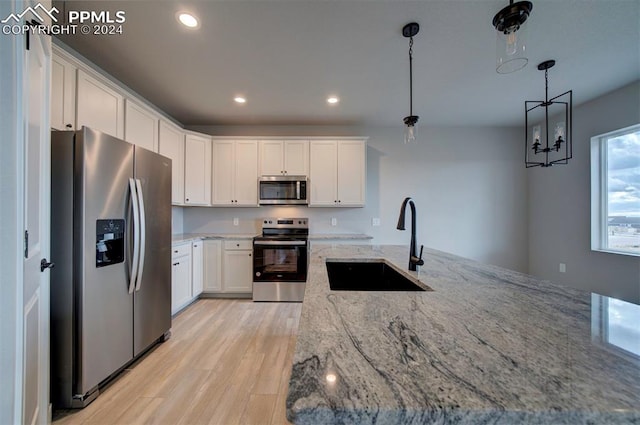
[253, 240, 308, 282]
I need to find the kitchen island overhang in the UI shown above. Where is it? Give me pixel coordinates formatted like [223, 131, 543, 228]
[286, 244, 640, 424]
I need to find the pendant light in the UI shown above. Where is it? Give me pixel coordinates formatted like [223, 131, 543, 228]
[492, 1, 532, 74]
[402, 22, 419, 144]
[525, 60, 573, 168]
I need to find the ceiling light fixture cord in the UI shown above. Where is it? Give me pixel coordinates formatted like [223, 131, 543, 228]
[409, 36, 414, 116]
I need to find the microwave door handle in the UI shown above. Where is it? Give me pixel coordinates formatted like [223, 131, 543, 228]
[296, 181, 300, 200]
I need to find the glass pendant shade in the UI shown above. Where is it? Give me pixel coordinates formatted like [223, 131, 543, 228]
[492, 0, 532, 74]
[404, 121, 418, 144]
[496, 21, 528, 74]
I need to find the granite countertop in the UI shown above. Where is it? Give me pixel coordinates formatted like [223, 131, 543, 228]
[286, 244, 640, 424]
[172, 233, 373, 244]
[309, 234, 373, 240]
[171, 233, 257, 244]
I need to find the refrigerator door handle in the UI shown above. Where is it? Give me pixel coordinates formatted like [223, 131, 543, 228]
[129, 178, 140, 294]
[134, 178, 146, 291]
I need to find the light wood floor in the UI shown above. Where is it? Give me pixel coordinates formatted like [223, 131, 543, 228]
[53, 299, 302, 425]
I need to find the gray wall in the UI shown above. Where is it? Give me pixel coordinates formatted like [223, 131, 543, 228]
[528, 81, 640, 304]
[182, 124, 529, 272]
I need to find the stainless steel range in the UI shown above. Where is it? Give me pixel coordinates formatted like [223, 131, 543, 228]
[253, 218, 309, 302]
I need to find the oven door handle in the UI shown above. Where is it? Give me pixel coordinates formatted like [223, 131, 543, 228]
[254, 240, 307, 246]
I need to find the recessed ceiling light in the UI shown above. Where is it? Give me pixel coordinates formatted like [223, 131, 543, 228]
[327, 96, 339, 104]
[177, 12, 199, 29]
[234, 97, 246, 104]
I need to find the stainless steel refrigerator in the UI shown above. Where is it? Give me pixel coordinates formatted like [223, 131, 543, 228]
[50, 127, 172, 408]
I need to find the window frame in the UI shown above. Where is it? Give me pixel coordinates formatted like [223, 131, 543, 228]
[590, 123, 640, 257]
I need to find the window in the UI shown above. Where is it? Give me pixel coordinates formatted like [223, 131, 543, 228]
[591, 124, 640, 256]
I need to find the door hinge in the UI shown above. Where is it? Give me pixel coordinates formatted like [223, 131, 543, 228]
[24, 230, 29, 258]
[24, 19, 44, 51]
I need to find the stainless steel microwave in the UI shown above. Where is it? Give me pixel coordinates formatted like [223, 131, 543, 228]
[258, 176, 308, 205]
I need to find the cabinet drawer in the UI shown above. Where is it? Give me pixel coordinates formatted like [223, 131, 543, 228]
[224, 240, 253, 250]
[172, 242, 192, 258]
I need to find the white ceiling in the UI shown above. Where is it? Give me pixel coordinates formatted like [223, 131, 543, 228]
[55, 0, 640, 127]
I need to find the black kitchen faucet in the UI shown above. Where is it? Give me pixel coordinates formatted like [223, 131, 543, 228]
[396, 197, 424, 271]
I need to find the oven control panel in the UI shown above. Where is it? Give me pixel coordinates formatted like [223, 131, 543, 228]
[262, 218, 308, 229]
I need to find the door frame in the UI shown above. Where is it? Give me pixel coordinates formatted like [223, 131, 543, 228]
[0, 0, 51, 423]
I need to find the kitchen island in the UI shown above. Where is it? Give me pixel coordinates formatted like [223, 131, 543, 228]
[286, 244, 640, 424]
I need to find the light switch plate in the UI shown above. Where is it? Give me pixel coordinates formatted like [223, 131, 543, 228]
[372, 218, 381, 226]
[559, 263, 566, 273]
[331, 218, 337, 226]
[233, 217, 239, 226]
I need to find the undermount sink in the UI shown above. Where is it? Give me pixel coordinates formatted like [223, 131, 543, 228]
[326, 259, 430, 291]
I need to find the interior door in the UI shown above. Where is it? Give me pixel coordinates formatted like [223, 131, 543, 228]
[23, 9, 51, 424]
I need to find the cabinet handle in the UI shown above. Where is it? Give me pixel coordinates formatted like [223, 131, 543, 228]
[338, 200, 341, 203]
[186, 198, 190, 202]
[65, 124, 72, 129]
[249, 253, 252, 257]
[174, 250, 178, 253]
[173, 262, 179, 266]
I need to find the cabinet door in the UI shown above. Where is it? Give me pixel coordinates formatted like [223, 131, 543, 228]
[337, 141, 366, 206]
[124, 99, 158, 152]
[76, 70, 124, 138]
[51, 55, 76, 131]
[309, 141, 338, 206]
[191, 241, 203, 297]
[171, 255, 192, 314]
[259, 140, 284, 176]
[158, 120, 185, 205]
[203, 240, 222, 292]
[223, 250, 253, 293]
[212, 141, 235, 205]
[234, 140, 259, 206]
[184, 134, 212, 205]
[284, 140, 309, 176]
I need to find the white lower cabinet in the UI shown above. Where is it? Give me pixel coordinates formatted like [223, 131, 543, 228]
[203, 240, 222, 292]
[223, 240, 253, 293]
[191, 241, 203, 297]
[171, 242, 193, 315]
[202, 239, 252, 295]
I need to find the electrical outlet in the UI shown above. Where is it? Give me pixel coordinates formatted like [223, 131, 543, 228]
[233, 217, 239, 226]
[331, 217, 337, 226]
[372, 218, 381, 226]
[559, 263, 566, 273]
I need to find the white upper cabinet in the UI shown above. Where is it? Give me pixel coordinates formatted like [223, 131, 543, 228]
[284, 140, 310, 176]
[51, 54, 76, 131]
[337, 140, 366, 206]
[76, 70, 124, 138]
[309, 139, 366, 207]
[158, 120, 185, 205]
[212, 140, 234, 206]
[212, 140, 259, 206]
[124, 99, 159, 152]
[259, 140, 309, 176]
[184, 133, 212, 206]
[234, 140, 259, 205]
[309, 141, 338, 206]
